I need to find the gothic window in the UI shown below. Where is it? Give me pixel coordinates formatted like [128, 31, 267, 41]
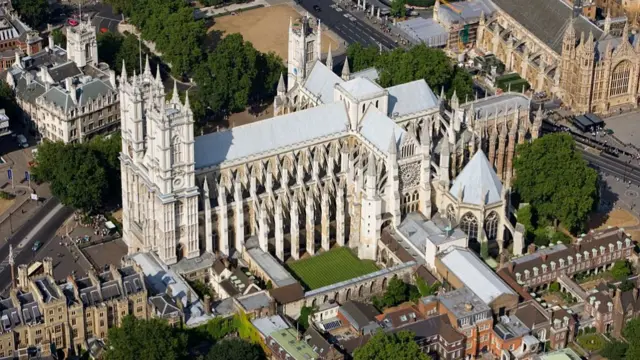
[305, 40, 315, 62]
[460, 212, 479, 241]
[172, 136, 182, 164]
[609, 61, 632, 96]
[85, 43, 91, 60]
[484, 211, 499, 241]
[446, 205, 456, 225]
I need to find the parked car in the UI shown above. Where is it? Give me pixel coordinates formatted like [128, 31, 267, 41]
[313, 5, 321, 11]
[68, 19, 79, 26]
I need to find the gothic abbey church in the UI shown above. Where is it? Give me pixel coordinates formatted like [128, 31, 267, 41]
[119, 15, 542, 269]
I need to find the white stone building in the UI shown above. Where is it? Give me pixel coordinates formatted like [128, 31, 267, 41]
[119, 14, 541, 273]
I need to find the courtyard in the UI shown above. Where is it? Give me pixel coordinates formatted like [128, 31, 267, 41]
[208, 4, 339, 60]
[287, 247, 379, 290]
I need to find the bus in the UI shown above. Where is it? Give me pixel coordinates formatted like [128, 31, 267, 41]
[27, 261, 43, 277]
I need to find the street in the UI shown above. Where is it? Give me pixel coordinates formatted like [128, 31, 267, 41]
[298, 0, 397, 49]
[0, 200, 74, 293]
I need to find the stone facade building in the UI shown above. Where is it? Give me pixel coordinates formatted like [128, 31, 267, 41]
[5, 20, 119, 143]
[476, 0, 640, 114]
[0, 258, 163, 358]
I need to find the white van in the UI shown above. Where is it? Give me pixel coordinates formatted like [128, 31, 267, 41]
[16, 134, 28, 148]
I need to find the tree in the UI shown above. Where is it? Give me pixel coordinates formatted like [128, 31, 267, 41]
[415, 275, 440, 297]
[611, 260, 632, 281]
[513, 133, 598, 233]
[98, 32, 125, 69]
[298, 306, 315, 331]
[0, 82, 20, 123]
[104, 316, 188, 360]
[345, 43, 473, 101]
[51, 28, 66, 48]
[13, 0, 49, 29]
[548, 282, 560, 293]
[390, 0, 406, 18]
[32, 135, 121, 213]
[206, 338, 266, 360]
[516, 205, 536, 242]
[601, 340, 629, 360]
[619, 279, 635, 292]
[353, 331, 430, 360]
[623, 319, 640, 358]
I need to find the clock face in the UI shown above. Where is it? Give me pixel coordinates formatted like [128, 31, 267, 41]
[173, 178, 183, 188]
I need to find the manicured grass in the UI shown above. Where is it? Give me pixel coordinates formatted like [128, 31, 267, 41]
[287, 247, 379, 290]
[576, 333, 608, 352]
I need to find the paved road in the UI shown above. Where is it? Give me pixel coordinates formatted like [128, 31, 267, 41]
[299, 1, 397, 49]
[0, 200, 74, 293]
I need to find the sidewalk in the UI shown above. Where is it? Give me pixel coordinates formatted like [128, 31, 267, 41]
[201, 0, 270, 16]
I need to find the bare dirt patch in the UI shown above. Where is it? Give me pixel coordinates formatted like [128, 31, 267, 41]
[589, 208, 639, 229]
[209, 4, 338, 60]
[0, 198, 15, 217]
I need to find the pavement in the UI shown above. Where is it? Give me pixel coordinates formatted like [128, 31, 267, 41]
[296, 0, 397, 49]
[601, 110, 640, 149]
[0, 200, 76, 294]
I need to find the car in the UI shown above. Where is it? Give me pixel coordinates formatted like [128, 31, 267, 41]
[32, 240, 42, 252]
[313, 5, 321, 11]
[68, 19, 79, 26]
[100, 27, 108, 33]
[16, 134, 28, 148]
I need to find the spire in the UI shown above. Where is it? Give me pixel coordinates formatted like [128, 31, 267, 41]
[144, 54, 151, 76]
[451, 89, 459, 109]
[184, 90, 192, 113]
[421, 121, 431, 149]
[604, 8, 612, 34]
[326, 46, 333, 71]
[277, 72, 286, 94]
[388, 130, 397, 155]
[440, 87, 446, 101]
[155, 64, 162, 85]
[171, 79, 179, 104]
[341, 57, 350, 80]
[121, 60, 127, 81]
[203, 177, 210, 194]
[623, 20, 629, 38]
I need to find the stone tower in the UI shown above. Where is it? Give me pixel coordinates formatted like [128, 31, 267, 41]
[120, 59, 200, 265]
[66, 19, 98, 68]
[287, 15, 322, 91]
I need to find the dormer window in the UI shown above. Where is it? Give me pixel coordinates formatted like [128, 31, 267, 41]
[550, 261, 556, 271]
[584, 251, 589, 260]
[617, 241, 623, 250]
[608, 302, 613, 312]
[542, 264, 547, 273]
[592, 248, 598, 257]
[626, 238, 632, 247]
[516, 273, 522, 282]
[600, 246, 605, 255]
[609, 244, 615, 253]
[559, 259, 565, 268]
[524, 270, 530, 279]
[533, 267, 539, 277]
[576, 253, 582, 262]
[567, 256, 573, 265]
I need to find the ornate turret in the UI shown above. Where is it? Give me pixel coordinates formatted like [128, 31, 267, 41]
[326, 46, 333, 71]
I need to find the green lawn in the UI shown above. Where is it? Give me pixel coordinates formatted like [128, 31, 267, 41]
[576, 333, 608, 352]
[287, 247, 379, 290]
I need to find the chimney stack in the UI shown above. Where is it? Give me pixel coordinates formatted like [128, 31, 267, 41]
[17, 265, 28, 290]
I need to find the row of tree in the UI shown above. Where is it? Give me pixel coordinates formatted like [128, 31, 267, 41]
[105, 316, 265, 360]
[31, 134, 121, 213]
[12, 0, 49, 29]
[105, 0, 205, 77]
[513, 133, 598, 234]
[346, 43, 474, 101]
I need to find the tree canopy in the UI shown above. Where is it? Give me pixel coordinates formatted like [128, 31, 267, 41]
[13, 0, 49, 29]
[105, 316, 189, 360]
[193, 34, 285, 116]
[32, 134, 121, 213]
[513, 133, 598, 233]
[205, 338, 266, 360]
[623, 319, 640, 358]
[372, 277, 420, 310]
[353, 331, 430, 360]
[390, 0, 406, 18]
[51, 28, 66, 48]
[346, 43, 474, 101]
[97, 32, 151, 72]
[611, 260, 632, 281]
[601, 340, 629, 360]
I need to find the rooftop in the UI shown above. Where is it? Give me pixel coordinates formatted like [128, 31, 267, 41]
[340, 77, 385, 100]
[386, 79, 439, 118]
[449, 150, 503, 206]
[437, 286, 491, 319]
[252, 315, 290, 337]
[461, 92, 530, 119]
[270, 328, 319, 360]
[245, 247, 298, 287]
[489, 0, 601, 54]
[398, 212, 467, 251]
[303, 61, 344, 104]
[439, 247, 516, 304]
